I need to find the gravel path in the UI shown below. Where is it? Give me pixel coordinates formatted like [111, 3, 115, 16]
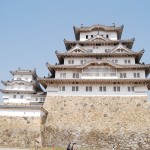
[0, 148, 29, 150]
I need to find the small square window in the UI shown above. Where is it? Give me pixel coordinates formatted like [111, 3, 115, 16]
[20, 95, 23, 99]
[13, 95, 16, 98]
[124, 60, 127, 64]
[115, 60, 118, 63]
[59, 86, 65, 91]
[86, 35, 88, 39]
[86, 86, 92, 92]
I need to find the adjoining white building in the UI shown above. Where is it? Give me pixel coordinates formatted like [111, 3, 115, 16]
[1, 68, 46, 105]
[0, 68, 47, 117]
[39, 24, 150, 96]
[0, 105, 47, 117]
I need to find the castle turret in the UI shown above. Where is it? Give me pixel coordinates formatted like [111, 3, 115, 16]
[1, 68, 46, 105]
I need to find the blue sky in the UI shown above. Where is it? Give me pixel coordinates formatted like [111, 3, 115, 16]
[0, 0, 150, 102]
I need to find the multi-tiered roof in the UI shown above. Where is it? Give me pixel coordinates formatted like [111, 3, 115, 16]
[39, 24, 150, 94]
[1, 68, 46, 105]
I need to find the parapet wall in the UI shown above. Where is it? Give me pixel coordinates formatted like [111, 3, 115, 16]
[0, 116, 43, 148]
[42, 96, 150, 150]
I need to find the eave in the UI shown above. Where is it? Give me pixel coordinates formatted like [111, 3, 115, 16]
[1, 80, 36, 86]
[10, 70, 37, 78]
[38, 78, 150, 90]
[73, 24, 124, 40]
[56, 50, 144, 64]
[47, 63, 150, 70]
[0, 89, 35, 94]
[64, 38, 134, 50]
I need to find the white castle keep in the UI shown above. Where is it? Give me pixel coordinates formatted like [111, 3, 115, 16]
[1, 68, 46, 105]
[0, 69, 47, 117]
[38, 24, 150, 97]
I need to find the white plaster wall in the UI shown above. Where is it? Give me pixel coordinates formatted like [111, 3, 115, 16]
[64, 57, 94, 65]
[55, 70, 81, 79]
[47, 84, 148, 96]
[0, 109, 44, 117]
[5, 84, 33, 91]
[64, 57, 135, 65]
[55, 68, 145, 80]
[80, 31, 117, 41]
[83, 45, 115, 53]
[117, 70, 146, 79]
[106, 57, 135, 64]
[14, 74, 33, 82]
[3, 93, 45, 104]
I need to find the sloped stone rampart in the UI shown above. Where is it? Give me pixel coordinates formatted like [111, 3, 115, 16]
[42, 96, 150, 150]
[0, 116, 42, 148]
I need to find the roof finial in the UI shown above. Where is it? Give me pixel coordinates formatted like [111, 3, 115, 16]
[81, 24, 83, 28]
[18, 67, 20, 70]
[112, 23, 115, 27]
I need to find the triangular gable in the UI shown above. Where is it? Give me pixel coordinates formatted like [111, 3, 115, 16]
[86, 33, 110, 42]
[67, 44, 87, 53]
[109, 43, 132, 53]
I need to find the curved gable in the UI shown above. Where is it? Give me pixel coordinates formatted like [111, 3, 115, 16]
[77, 60, 120, 69]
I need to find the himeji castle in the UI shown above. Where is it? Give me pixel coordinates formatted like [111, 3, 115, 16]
[1, 68, 46, 105]
[39, 24, 150, 96]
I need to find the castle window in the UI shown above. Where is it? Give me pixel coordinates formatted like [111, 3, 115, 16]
[91, 35, 93, 38]
[13, 95, 16, 98]
[73, 73, 79, 78]
[87, 49, 93, 53]
[68, 60, 74, 64]
[86, 86, 92, 92]
[120, 73, 126, 78]
[72, 86, 79, 91]
[124, 60, 131, 64]
[115, 60, 118, 63]
[113, 86, 120, 92]
[36, 98, 38, 101]
[81, 60, 86, 64]
[106, 35, 109, 38]
[60, 73, 66, 78]
[99, 86, 106, 92]
[128, 60, 131, 63]
[134, 73, 140, 78]
[86, 35, 88, 39]
[128, 87, 134, 92]
[59, 86, 65, 91]
[20, 95, 23, 99]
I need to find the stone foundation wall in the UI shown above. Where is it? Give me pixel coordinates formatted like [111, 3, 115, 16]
[42, 96, 150, 150]
[0, 116, 43, 148]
